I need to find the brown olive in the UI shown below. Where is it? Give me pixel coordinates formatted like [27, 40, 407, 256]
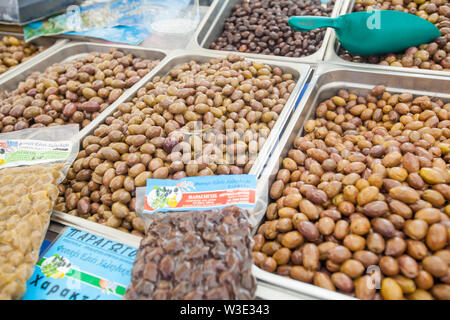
[256, 84, 450, 300]
[290, 266, 314, 283]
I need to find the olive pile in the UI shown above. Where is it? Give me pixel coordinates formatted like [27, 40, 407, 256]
[210, 0, 335, 58]
[339, 0, 450, 71]
[0, 48, 160, 132]
[55, 54, 296, 236]
[0, 164, 62, 300]
[254, 85, 450, 300]
[0, 36, 43, 75]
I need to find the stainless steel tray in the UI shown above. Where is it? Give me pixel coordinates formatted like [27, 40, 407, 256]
[52, 49, 312, 240]
[0, 31, 67, 80]
[188, 0, 344, 64]
[253, 62, 450, 300]
[324, 0, 450, 77]
[75, 49, 312, 179]
[0, 42, 167, 92]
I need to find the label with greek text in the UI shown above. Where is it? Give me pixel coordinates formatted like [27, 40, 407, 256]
[143, 175, 256, 214]
[0, 139, 72, 168]
[22, 227, 136, 300]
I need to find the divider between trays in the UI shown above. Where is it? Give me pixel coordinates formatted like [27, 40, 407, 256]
[252, 62, 450, 300]
[187, 0, 345, 65]
[253, 265, 357, 300]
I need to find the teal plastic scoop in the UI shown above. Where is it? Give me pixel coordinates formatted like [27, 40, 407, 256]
[288, 10, 441, 56]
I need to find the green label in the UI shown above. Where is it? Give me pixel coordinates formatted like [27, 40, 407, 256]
[37, 257, 127, 297]
[0, 139, 72, 169]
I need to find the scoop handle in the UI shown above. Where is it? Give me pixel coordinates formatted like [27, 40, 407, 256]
[288, 16, 339, 32]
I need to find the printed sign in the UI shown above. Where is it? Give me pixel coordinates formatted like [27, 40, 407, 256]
[143, 175, 256, 214]
[0, 139, 72, 168]
[22, 227, 136, 300]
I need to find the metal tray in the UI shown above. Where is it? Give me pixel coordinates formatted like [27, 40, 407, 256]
[324, 0, 450, 77]
[0, 42, 167, 92]
[52, 49, 312, 239]
[0, 32, 67, 80]
[252, 62, 450, 300]
[75, 49, 312, 179]
[188, 0, 344, 64]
